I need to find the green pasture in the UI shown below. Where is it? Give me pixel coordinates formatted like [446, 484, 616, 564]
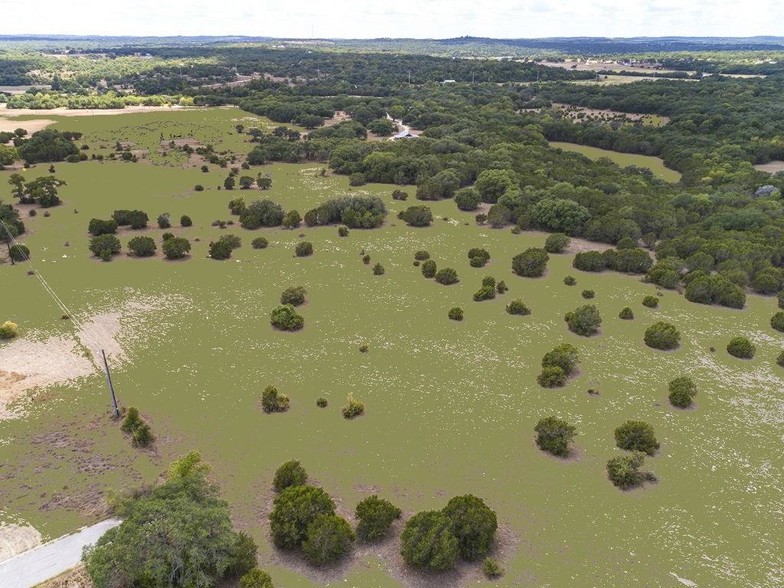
[0, 110, 781, 587]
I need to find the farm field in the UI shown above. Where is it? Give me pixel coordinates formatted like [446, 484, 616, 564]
[1, 109, 783, 587]
[550, 141, 683, 183]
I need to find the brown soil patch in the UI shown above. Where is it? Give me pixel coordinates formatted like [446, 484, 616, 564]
[0, 523, 42, 562]
[754, 161, 784, 174]
[35, 562, 93, 588]
[0, 105, 199, 118]
[40, 483, 109, 518]
[0, 117, 55, 134]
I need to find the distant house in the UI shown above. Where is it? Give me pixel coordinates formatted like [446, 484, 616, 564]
[442, 79, 456, 84]
[393, 130, 418, 140]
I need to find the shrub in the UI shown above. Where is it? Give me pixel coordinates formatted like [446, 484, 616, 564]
[603, 248, 653, 274]
[157, 213, 171, 229]
[534, 416, 576, 457]
[506, 300, 530, 315]
[770, 312, 784, 332]
[541, 343, 579, 376]
[581, 289, 595, 299]
[311, 196, 386, 228]
[483, 558, 504, 579]
[512, 248, 549, 277]
[642, 295, 659, 308]
[400, 511, 459, 571]
[435, 267, 459, 285]
[282, 210, 301, 229]
[270, 305, 304, 331]
[496, 280, 507, 294]
[448, 307, 464, 321]
[392, 189, 408, 201]
[467, 248, 490, 267]
[9, 243, 30, 262]
[537, 366, 567, 388]
[727, 336, 755, 359]
[372, 263, 385, 275]
[262, 385, 290, 414]
[348, 172, 366, 186]
[342, 394, 364, 419]
[475, 213, 487, 225]
[88, 218, 118, 236]
[295, 241, 313, 257]
[421, 259, 437, 278]
[0, 321, 19, 339]
[544, 233, 570, 254]
[338, 226, 349, 237]
[280, 286, 306, 306]
[162, 232, 174, 241]
[239, 568, 273, 588]
[89, 234, 121, 261]
[778, 351, 784, 367]
[269, 485, 336, 549]
[685, 275, 746, 309]
[473, 278, 496, 301]
[127, 236, 156, 257]
[359, 344, 368, 353]
[565, 304, 602, 337]
[316, 397, 328, 408]
[644, 322, 680, 350]
[209, 235, 241, 260]
[668, 376, 697, 408]
[161, 237, 191, 260]
[573, 250, 606, 272]
[414, 250, 430, 261]
[399, 205, 433, 227]
[180, 215, 192, 227]
[302, 515, 355, 565]
[619, 307, 634, 320]
[454, 187, 481, 211]
[251, 237, 268, 249]
[442, 495, 497, 562]
[132, 423, 155, 448]
[563, 275, 576, 286]
[614, 421, 659, 455]
[607, 452, 649, 489]
[273, 460, 307, 492]
[355, 495, 402, 541]
[239, 199, 285, 229]
[362, 254, 371, 265]
[778, 290, 784, 310]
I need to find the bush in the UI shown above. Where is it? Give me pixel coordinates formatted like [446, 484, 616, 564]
[778, 290, 784, 310]
[541, 343, 579, 376]
[512, 248, 549, 277]
[607, 452, 649, 489]
[400, 511, 459, 571]
[157, 213, 171, 229]
[619, 307, 634, 320]
[483, 558, 504, 579]
[338, 226, 349, 237]
[642, 295, 659, 308]
[269, 485, 336, 549]
[563, 275, 576, 286]
[209, 235, 241, 260]
[295, 241, 313, 257]
[778, 351, 784, 367]
[454, 187, 481, 211]
[442, 495, 497, 561]
[240, 568, 273, 588]
[88, 218, 118, 236]
[89, 234, 121, 261]
[435, 268, 459, 285]
[372, 263, 385, 275]
[316, 397, 328, 408]
[270, 305, 304, 331]
[127, 236, 156, 257]
[544, 233, 570, 254]
[614, 421, 659, 455]
[496, 280, 507, 294]
[534, 416, 576, 457]
[770, 312, 784, 332]
[262, 385, 290, 413]
[362, 254, 371, 265]
[0, 321, 19, 339]
[194, 184, 204, 191]
[240, 199, 285, 229]
[9, 243, 30, 262]
[302, 515, 355, 565]
[644, 322, 680, 350]
[342, 394, 365, 419]
[473, 277, 496, 301]
[120, 407, 154, 448]
[448, 307, 464, 321]
[668, 376, 697, 408]
[161, 237, 191, 260]
[581, 289, 595, 299]
[311, 196, 386, 228]
[506, 299, 530, 316]
[180, 215, 192, 227]
[281, 286, 306, 306]
[727, 336, 755, 359]
[537, 366, 567, 388]
[392, 189, 408, 201]
[565, 304, 602, 337]
[603, 248, 653, 274]
[421, 259, 437, 278]
[348, 172, 366, 186]
[468, 248, 490, 268]
[399, 205, 433, 227]
[273, 460, 307, 492]
[414, 250, 430, 261]
[252, 237, 268, 249]
[355, 495, 402, 541]
[685, 275, 746, 309]
[573, 251, 606, 272]
[282, 210, 301, 229]
[162, 232, 174, 241]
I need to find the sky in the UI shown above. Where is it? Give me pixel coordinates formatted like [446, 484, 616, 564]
[3, 0, 783, 39]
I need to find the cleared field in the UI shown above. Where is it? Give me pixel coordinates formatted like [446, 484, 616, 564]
[754, 160, 784, 174]
[0, 110, 782, 587]
[550, 141, 682, 183]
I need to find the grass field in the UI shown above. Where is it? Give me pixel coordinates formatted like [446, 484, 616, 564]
[550, 141, 682, 183]
[1, 109, 782, 587]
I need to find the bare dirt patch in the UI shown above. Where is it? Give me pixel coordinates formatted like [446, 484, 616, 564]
[0, 117, 55, 134]
[0, 105, 199, 118]
[0, 523, 42, 562]
[35, 562, 93, 588]
[754, 161, 784, 174]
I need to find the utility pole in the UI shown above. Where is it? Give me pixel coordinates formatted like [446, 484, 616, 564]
[101, 349, 120, 418]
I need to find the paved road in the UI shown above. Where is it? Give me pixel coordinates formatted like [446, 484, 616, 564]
[0, 518, 121, 588]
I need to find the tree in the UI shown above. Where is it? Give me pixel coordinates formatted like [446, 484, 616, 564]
[224, 176, 236, 190]
[269, 485, 336, 549]
[619, 307, 634, 320]
[372, 262, 385, 275]
[442, 495, 497, 561]
[239, 176, 255, 189]
[644, 321, 680, 350]
[280, 286, 306, 306]
[454, 187, 481, 211]
[89, 234, 121, 261]
[252, 237, 269, 249]
[642, 295, 659, 308]
[506, 299, 530, 315]
[88, 218, 118, 236]
[473, 276, 496, 301]
[614, 421, 659, 455]
[512, 248, 549, 277]
[400, 205, 433, 227]
[727, 336, 755, 358]
[421, 259, 437, 278]
[544, 233, 570, 253]
[771, 312, 784, 332]
[162, 237, 191, 260]
[448, 307, 464, 321]
[257, 175, 272, 190]
[474, 169, 517, 204]
[434, 268, 459, 285]
[468, 248, 490, 267]
[24, 176, 66, 207]
[668, 376, 697, 408]
[240, 199, 285, 229]
[537, 366, 567, 388]
[17, 129, 79, 163]
[270, 305, 304, 331]
[127, 236, 156, 257]
[180, 215, 192, 227]
[607, 452, 650, 489]
[355, 496, 402, 541]
[573, 251, 606, 272]
[400, 511, 459, 571]
[273, 460, 307, 492]
[565, 304, 602, 337]
[534, 416, 576, 457]
[282, 210, 301, 229]
[295, 241, 313, 257]
[685, 275, 745, 309]
[541, 343, 579, 376]
[530, 198, 591, 235]
[302, 515, 355, 565]
[8, 243, 30, 262]
[157, 213, 171, 229]
[210, 235, 241, 260]
[0, 145, 18, 167]
[0, 321, 19, 339]
[240, 568, 274, 588]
